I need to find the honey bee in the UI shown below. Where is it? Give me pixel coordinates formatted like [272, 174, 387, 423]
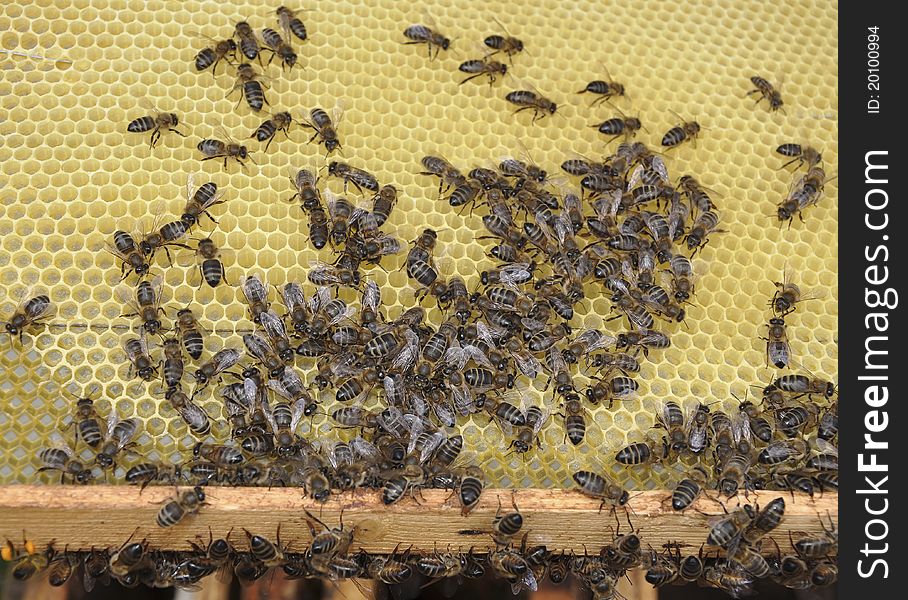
[252, 111, 293, 151]
[763, 317, 791, 368]
[193, 442, 245, 467]
[661, 114, 701, 148]
[232, 63, 268, 112]
[276, 7, 307, 41]
[302, 106, 342, 153]
[369, 184, 398, 228]
[594, 113, 643, 143]
[261, 28, 297, 70]
[403, 24, 451, 59]
[241, 274, 270, 324]
[573, 470, 630, 512]
[165, 387, 211, 436]
[268, 367, 318, 419]
[328, 161, 378, 193]
[108, 230, 152, 279]
[483, 18, 524, 61]
[615, 440, 665, 466]
[243, 333, 286, 379]
[776, 143, 823, 170]
[47, 552, 79, 587]
[96, 415, 139, 469]
[308, 202, 330, 250]
[459, 57, 508, 86]
[670, 464, 709, 511]
[157, 486, 206, 528]
[288, 168, 321, 213]
[421, 155, 467, 194]
[769, 373, 836, 399]
[458, 466, 485, 516]
[68, 387, 103, 448]
[193, 348, 242, 387]
[173, 307, 204, 360]
[508, 405, 549, 453]
[778, 166, 832, 225]
[127, 105, 186, 148]
[198, 135, 251, 170]
[125, 462, 183, 491]
[38, 440, 94, 483]
[117, 276, 164, 335]
[706, 504, 755, 549]
[3, 292, 53, 341]
[577, 67, 627, 106]
[791, 514, 838, 559]
[233, 21, 260, 61]
[160, 337, 184, 390]
[124, 337, 157, 381]
[194, 37, 237, 73]
[2, 538, 51, 581]
[770, 270, 819, 316]
[186, 237, 228, 288]
[505, 89, 557, 122]
[181, 177, 225, 229]
[614, 329, 671, 356]
[684, 210, 721, 255]
[748, 76, 784, 112]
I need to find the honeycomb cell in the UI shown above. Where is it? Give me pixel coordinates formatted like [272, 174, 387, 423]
[0, 0, 836, 487]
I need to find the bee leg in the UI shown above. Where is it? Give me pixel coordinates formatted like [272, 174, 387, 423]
[149, 128, 161, 149]
[263, 135, 276, 153]
[171, 128, 188, 138]
[458, 73, 483, 86]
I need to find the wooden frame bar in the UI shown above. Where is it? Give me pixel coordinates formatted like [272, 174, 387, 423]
[0, 486, 836, 554]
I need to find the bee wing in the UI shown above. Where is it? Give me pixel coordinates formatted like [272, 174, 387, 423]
[462, 344, 494, 370]
[281, 282, 307, 312]
[362, 280, 381, 312]
[260, 310, 288, 341]
[451, 384, 475, 416]
[420, 431, 447, 463]
[47, 435, 76, 458]
[289, 398, 307, 431]
[331, 99, 346, 127]
[531, 406, 551, 435]
[266, 377, 292, 402]
[114, 281, 143, 314]
[350, 436, 380, 461]
[593, 190, 622, 219]
[391, 330, 420, 372]
[474, 321, 500, 347]
[211, 348, 242, 373]
[243, 333, 274, 362]
[650, 156, 669, 183]
[575, 329, 609, 353]
[432, 401, 456, 428]
[241, 274, 268, 304]
[546, 346, 567, 376]
[309, 285, 331, 313]
[442, 344, 467, 372]
[512, 350, 541, 378]
[813, 437, 838, 457]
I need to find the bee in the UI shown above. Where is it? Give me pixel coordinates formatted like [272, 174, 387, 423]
[198, 136, 251, 170]
[193, 442, 244, 467]
[47, 552, 79, 587]
[3, 292, 53, 341]
[770, 271, 818, 316]
[509, 406, 548, 453]
[677, 175, 716, 214]
[421, 155, 467, 195]
[302, 106, 342, 153]
[2, 538, 51, 581]
[261, 394, 306, 457]
[70, 388, 103, 448]
[308, 203, 330, 250]
[615, 328, 670, 356]
[706, 504, 755, 548]
[369, 184, 397, 228]
[778, 165, 832, 225]
[365, 552, 413, 584]
[728, 544, 770, 578]
[791, 515, 838, 559]
[459, 57, 508, 86]
[585, 376, 638, 408]
[194, 348, 242, 387]
[743, 497, 786, 544]
[324, 192, 355, 248]
[818, 401, 838, 441]
[762, 317, 791, 368]
[244, 528, 287, 568]
[261, 28, 297, 70]
[117, 276, 164, 334]
[661, 114, 701, 147]
[458, 466, 485, 516]
[38, 441, 94, 483]
[483, 18, 524, 61]
[108, 230, 152, 279]
[243, 333, 285, 379]
[288, 168, 322, 213]
[156, 486, 206, 528]
[231, 63, 268, 112]
[96, 415, 139, 468]
[505, 89, 557, 122]
[277, 7, 307, 41]
[664, 253, 696, 303]
[308, 260, 361, 289]
[252, 111, 292, 151]
[615, 440, 664, 466]
[188, 237, 228, 288]
[717, 449, 754, 497]
[125, 462, 183, 491]
[241, 274, 270, 324]
[180, 178, 225, 229]
[233, 21, 260, 61]
[165, 387, 211, 436]
[586, 351, 640, 376]
[195, 36, 237, 72]
[684, 210, 721, 254]
[160, 337, 184, 389]
[577, 68, 627, 106]
[748, 76, 784, 112]
[594, 113, 643, 143]
[671, 464, 709, 511]
[259, 310, 294, 363]
[403, 24, 451, 59]
[776, 143, 823, 170]
[127, 106, 186, 148]
[328, 161, 378, 193]
[174, 308, 205, 360]
[124, 337, 156, 381]
[810, 560, 838, 587]
[488, 495, 524, 546]
[573, 470, 630, 511]
[381, 463, 428, 505]
[770, 373, 836, 399]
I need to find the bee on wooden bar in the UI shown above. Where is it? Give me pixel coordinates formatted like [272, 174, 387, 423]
[157, 486, 206, 528]
[3, 291, 53, 341]
[748, 75, 784, 112]
[252, 111, 292, 151]
[127, 105, 186, 148]
[403, 24, 451, 59]
[573, 470, 630, 512]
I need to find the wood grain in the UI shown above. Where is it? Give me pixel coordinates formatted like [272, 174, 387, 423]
[0, 486, 836, 555]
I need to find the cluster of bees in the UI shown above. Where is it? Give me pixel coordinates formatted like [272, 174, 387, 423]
[0, 6, 840, 599]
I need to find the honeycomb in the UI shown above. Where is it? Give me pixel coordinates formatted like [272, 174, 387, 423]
[0, 0, 837, 490]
